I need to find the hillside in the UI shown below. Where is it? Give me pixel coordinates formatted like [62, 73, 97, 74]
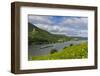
[28, 22, 73, 45]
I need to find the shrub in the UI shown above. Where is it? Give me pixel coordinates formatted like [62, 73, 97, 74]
[63, 46, 67, 49]
[50, 49, 58, 54]
[70, 44, 73, 46]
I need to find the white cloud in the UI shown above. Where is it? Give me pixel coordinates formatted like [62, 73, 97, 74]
[28, 15, 53, 25]
[28, 15, 88, 37]
[61, 17, 87, 25]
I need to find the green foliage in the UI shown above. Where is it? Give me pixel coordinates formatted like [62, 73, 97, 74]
[63, 46, 67, 49]
[50, 49, 58, 54]
[70, 44, 73, 46]
[31, 42, 88, 60]
[28, 23, 34, 32]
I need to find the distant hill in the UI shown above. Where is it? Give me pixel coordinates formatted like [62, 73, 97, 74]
[28, 23, 73, 45]
[71, 37, 88, 41]
[77, 37, 88, 40]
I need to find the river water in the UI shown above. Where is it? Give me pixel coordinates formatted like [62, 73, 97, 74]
[28, 40, 86, 58]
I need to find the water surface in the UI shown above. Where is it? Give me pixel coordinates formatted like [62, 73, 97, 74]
[28, 40, 86, 58]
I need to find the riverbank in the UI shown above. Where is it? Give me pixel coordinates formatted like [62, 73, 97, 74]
[31, 42, 88, 60]
[28, 40, 86, 58]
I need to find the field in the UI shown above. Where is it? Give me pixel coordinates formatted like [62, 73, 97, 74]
[31, 42, 88, 60]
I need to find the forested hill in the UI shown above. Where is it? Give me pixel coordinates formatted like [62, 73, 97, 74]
[28, 22, 73, 45]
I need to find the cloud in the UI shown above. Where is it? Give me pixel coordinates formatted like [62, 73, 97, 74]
[60, 17, 88, 30]
[28, 15, 88, 37]
[63, 17, 87, 24]
[28, 15, 53, 25]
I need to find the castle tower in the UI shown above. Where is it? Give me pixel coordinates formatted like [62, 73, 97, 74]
[32, 28, 35, 32]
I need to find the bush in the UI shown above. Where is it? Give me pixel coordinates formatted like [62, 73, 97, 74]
[70, 44, 73, 46]
[50, 49, 58, 54]
[63, 46, 67, 49]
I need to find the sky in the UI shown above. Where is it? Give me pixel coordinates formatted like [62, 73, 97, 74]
[28, 15, 88, 37]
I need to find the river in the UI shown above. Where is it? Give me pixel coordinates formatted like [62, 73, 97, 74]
[28, 40, 87, 58]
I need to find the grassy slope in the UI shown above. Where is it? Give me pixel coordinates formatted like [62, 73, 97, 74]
[31, 42, 88, 60]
